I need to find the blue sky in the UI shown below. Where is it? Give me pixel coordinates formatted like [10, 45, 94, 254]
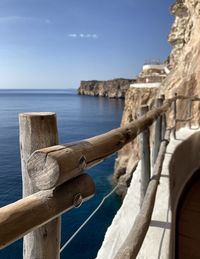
[0, 0, 174, 89]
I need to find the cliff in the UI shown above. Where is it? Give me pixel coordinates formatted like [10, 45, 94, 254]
[77, 78, 136, 98]
[114, 0, 200, 197]
[162, 0, 200, 126]
[113, 86, 159, 198]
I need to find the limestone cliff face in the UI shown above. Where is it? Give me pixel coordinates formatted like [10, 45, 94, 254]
[162, 0, 200, 125]
[114, 0, 200, 197]
[77, 79, 136, 98]
[114, 87, 158, 198]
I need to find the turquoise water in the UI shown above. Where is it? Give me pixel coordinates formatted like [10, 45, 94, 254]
[0, 89, 123, 259]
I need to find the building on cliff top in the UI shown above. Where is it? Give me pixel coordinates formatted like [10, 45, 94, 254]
[130, 62, 170, 88]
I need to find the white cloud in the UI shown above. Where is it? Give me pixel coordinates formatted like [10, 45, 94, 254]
[68, 33, 78, 38]
[0, 16, 53, 25]
[68, 33, 98, 39]
[92, 34, 98, 39]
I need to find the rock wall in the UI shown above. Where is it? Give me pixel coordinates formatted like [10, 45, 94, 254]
[114, 86, 159, 198]
[114, 0, 200, 197]
[162, 0, 200, 125]
[77, 79, 136, 98]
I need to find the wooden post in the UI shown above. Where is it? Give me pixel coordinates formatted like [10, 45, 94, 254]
[188, 99, 192, 129]
[19, 112, 60, 259]
[139, 105, 151, 207]
[160, 95, 166, 140]
[152, 98, 163, 165]
[173, 93, 177, 139]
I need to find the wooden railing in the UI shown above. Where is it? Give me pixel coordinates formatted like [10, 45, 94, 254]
[0, 94, 199, 259]
[114, 130, 170, 259]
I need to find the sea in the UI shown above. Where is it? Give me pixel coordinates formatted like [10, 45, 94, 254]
[0, 89, 124, 259]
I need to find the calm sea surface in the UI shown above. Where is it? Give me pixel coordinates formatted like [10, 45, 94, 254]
[0, 89, 123, 259]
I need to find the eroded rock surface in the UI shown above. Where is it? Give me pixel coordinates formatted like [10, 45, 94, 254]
[113, 87, 158, 197]
[115, 0, 200, 198]
[162, 0, 200, 125]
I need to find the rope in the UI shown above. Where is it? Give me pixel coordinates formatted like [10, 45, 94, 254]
[60, 184, 119, 253]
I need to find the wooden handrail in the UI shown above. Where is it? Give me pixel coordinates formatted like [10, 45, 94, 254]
[176, 116, 193, 122]
[0, 174, 95, 249]
[139, 105, 151, 207]
[1, 94, 199, 255]
[114, 130, 171, 259]
[175, 95, 200, 101]
[0, 97, 174, 251]
[192, 97, 200, 101]
[27, 99, 174, 191]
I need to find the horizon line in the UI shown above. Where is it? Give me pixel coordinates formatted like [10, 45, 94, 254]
[0, 88, 78, 90]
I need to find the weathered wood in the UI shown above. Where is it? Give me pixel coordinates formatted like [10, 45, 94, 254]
[176, 95, 200, 101]
[27, 99, 174, 191]
[114, 130, 170, 259]
[160, 95, 166, 140]
[139, 105, 151, 207]
[172, 93, 177, 139]
[192, 97, 200, 101]
[19, 112, 60, 259]
[152, 98, 163, 165]
[188, 99, 192, 128]
[0, 174, 95, 250]
[176, 117, 193, 122]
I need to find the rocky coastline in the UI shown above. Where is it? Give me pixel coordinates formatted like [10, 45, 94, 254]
[77, 78, 136, 98]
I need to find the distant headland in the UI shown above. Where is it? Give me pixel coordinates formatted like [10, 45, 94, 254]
[77, 62, 169, 99]
[77, 78, 136, 98]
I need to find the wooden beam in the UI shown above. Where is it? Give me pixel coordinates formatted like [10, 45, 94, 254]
[172, 93, 177, 139]
[139, 105, 151, 207]
[176, 95, 198, 100]
[27, 99, 173, 191]
[19, 112, 60, 259]
[152, 98, 163, 165]
[191, 97, 200, 101]
[113, 130, 170, 259]
[176, 117, 193, 122]
[0, 174, 95, 250]
[160, 95, 166, 140]
[187, 99, 192, 128]
[175, 95, 191, 100]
